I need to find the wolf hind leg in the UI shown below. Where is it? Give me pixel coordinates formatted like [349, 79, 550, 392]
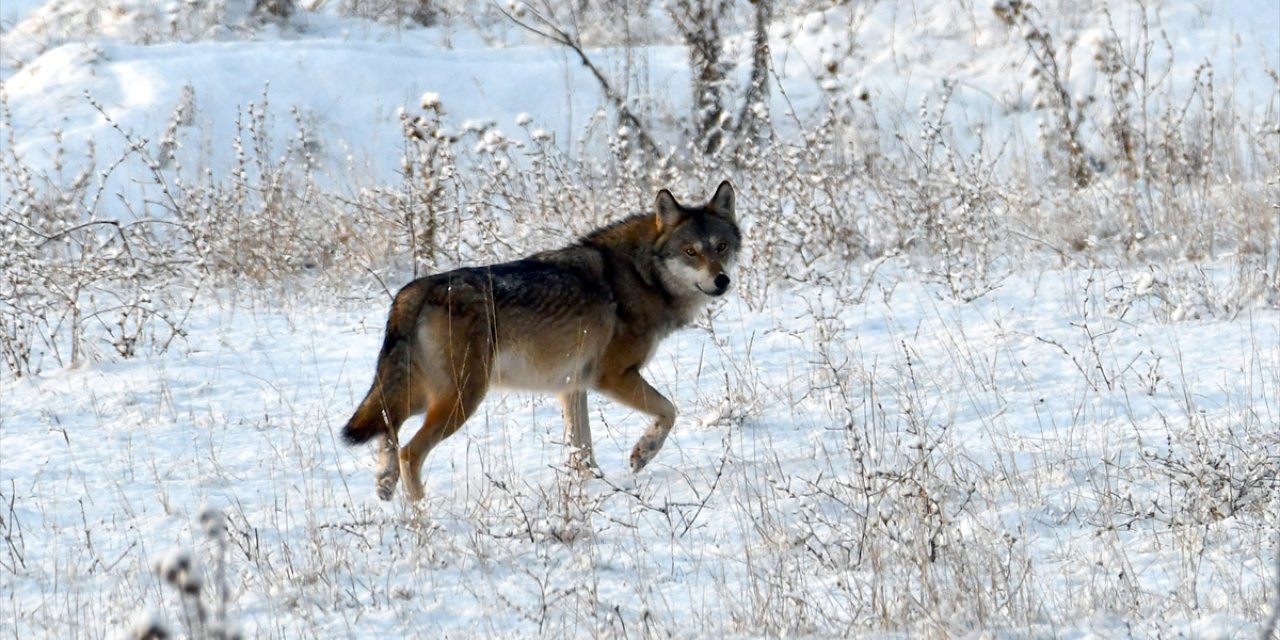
[364, 381, 424, 502]
[596, 370, 677, 472]
[375, 434, 401, 501]
[560, 390, 598, 476]
[398, 376, 487, 502]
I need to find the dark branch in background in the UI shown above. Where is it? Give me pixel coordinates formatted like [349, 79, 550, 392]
[502, 0, 775, 161]
[253, 0, 295, 21]
[995, 0, 1092, 188]
[499, 2, 662, 158]
[666, 0, 731, 155]
[734, 0, 774, 153]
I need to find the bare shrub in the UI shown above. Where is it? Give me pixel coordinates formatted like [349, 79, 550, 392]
[0, 96, 195, 375]
[3, 0, 1275, 381]
[994, 0, 1092, 188]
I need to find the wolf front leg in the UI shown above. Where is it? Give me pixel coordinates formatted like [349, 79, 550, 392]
[560, 390, 598, 475]
[596, 369, 677, 472]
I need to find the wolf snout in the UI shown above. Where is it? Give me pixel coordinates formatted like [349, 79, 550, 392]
[712, 273, 731, 295]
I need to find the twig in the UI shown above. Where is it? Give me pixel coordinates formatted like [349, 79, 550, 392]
[498, 3, 661, 158]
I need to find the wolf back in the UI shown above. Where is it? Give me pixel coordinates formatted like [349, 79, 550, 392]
[341, 181, 741, 501]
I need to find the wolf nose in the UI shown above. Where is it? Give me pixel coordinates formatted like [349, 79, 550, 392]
[714, 274, 730, 292]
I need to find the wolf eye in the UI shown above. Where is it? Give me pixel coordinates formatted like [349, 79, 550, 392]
[684, 247, 698, 257]
[715, 242, 728, 253]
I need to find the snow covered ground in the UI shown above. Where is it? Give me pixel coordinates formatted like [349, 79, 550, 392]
[3, 268, 1277, 637]
[2, 0, 1277, 638]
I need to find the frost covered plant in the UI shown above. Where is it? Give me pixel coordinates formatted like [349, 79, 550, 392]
[118, 610, 170, 640]
[1135, 410, 1280, 525]
[134, 508, 241, 640]
[0, 92, 199, 376]
[994, 0, 1091, 188]
[902, 82, 1011, 301]
[384, 94, 463, 275]
[1104, 261, 1280, 324]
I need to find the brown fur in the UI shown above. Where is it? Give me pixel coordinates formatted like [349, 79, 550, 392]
[341, 181, 741, 501]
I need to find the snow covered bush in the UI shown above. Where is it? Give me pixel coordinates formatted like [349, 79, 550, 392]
[0, 97, 195, 375]
[2, 2, 1277, 635]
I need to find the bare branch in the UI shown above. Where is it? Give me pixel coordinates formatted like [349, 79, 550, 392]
[499, 4, 661, 158]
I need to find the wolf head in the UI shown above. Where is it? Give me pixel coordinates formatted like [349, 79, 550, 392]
[653, 181, 742, 299]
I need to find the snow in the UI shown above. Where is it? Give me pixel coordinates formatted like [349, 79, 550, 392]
[2, 0, 1278, 638]
[5, 268, 1275, 636]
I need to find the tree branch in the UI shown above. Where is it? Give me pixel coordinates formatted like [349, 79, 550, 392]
[500, 4, 661, 158]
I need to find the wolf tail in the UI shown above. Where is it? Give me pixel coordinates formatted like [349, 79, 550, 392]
[341, 283, 430, 446]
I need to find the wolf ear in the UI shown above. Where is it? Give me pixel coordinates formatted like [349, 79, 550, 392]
[654, 188, 683, 231]
[709, 180, 735, 223]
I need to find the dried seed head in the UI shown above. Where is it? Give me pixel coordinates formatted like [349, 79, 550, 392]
[200, 507, 226, 539]
[155, 549, 193, 586]
[122, 609, 170, 640]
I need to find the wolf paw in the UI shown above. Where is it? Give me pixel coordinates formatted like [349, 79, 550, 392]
[629, 453, 648, 473]
[374, 440, 401, 501]
[629, 440, 660, 473]
[567, 449, 601, 479]
[574, 461, 604, 480]
[375, 473, 398, 501]
[629, 423, 672, 473]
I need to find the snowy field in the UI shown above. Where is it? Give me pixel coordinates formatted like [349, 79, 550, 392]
[2, 0, 1278, 638]
[5, 268, 1280, 638]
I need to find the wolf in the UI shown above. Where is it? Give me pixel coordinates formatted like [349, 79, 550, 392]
[341, 181, 741, 501]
